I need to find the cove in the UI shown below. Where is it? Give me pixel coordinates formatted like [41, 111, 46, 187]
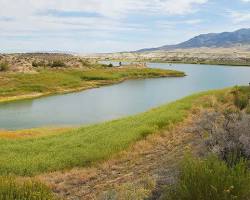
[0, 63, 250, 130]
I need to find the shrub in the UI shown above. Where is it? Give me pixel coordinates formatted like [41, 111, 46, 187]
[161, 156, 250, 200]
[193, 109, 250, 165]
[32, 61, 39, 67]
[0, 62, 9, 71]
[234, 94, 249, 110]
[80, 59, 92, 67]
[246, 104, 250, 114]
[232, 86, 249, 110]
[32, 61, 46, 68]
[0, 176, 57, 200]
[51, 60, 66, 68]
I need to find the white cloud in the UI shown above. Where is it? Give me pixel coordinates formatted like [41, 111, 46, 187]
[229, 10, 250, 23]
[183, 19, 203, 24]
[0, 0, 208, 36]
[0, 0, 209, 52]
[156, 19, 202, 29]
[0, 0, 208, 18]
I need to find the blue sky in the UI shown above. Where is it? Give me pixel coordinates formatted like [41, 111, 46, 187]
[0, 0, 250, 53]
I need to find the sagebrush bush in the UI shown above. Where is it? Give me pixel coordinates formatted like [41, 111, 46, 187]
[32, 61, 39, 67]
[193, 110, 250, 165]
[232, 86, 249, 110]
[246, 104, 250, 114]
[50, 60, 66, 68]
[234, 94, 249, 110]
[161, 156, 250, 200]
[0, 62, 9, 71]
[32, 61, 46, 68]
[79, 59, 92, 67]
[0, 176, 57, 200]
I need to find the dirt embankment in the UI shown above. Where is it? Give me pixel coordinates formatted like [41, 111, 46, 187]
[40, 109, 205, 200]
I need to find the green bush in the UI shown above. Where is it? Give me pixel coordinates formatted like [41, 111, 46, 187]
[51, 60, 66, 68]
[32, 61, 46, 68]
[234, 94, 249, 110]
[80, 59, 92, 67]
[246, 104, 250, 114]
[0, 176, 57, 200]
[0, 62, 9, 71]
[232, 86, 249, 110]
[32, 61, 39, 67]
[161, 156, 250, 200]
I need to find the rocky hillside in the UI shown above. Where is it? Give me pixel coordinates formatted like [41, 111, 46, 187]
[0, 53, 96, 73]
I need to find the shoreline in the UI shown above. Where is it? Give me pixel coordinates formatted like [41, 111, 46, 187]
[101, 59, 250, 67]
[0, 71, 185, 104]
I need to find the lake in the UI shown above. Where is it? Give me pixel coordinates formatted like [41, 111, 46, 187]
[0, 63, 250, 130]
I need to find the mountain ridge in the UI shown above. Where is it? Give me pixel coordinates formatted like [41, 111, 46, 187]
[137, 28, 250, 52]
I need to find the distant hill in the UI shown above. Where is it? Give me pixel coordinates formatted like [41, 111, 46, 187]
[137, 28, 250, 52]
[24, 50, 77, 55]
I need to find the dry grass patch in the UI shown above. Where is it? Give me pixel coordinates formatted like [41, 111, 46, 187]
[0, 127, 72, 139]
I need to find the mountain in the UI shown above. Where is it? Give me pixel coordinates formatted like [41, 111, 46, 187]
[137, 28, 250, 52]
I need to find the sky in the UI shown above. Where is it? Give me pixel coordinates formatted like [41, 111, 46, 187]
[0, 0, 250, 53]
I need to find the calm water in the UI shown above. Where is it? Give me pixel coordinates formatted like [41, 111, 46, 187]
[1, 63, 250, 130]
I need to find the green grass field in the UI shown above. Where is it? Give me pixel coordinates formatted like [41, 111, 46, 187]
[0, 68, 184, 102]
[0, 90, 224, 176]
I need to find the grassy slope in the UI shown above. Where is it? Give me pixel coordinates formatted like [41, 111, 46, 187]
[0, 90, 225, 176]
[0, 68, 184, 103]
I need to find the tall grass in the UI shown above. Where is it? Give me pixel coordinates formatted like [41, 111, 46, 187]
[0, 90, 219, 176]
[161, 156, 250, 200]
[0, 177, 57, 200]
[232, 86, 250, 110]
